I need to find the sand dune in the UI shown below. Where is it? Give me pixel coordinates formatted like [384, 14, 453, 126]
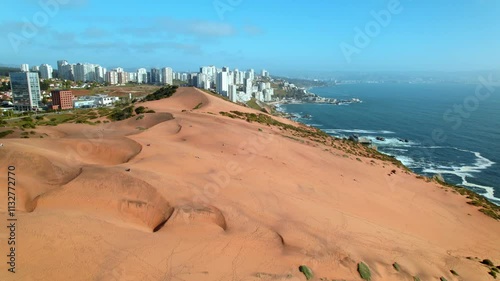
[1, 87, 499, 281]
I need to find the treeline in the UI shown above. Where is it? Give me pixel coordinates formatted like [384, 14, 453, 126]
[0, 67, 19, 77]
[143, 85, 178, 101]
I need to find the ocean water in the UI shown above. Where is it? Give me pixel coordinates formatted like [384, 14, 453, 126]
[280, 83, 500, 205]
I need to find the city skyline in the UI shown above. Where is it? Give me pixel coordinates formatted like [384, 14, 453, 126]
[1, 0, 499, 75]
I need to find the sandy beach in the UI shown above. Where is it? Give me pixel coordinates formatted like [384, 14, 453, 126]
[1, 87, 499, 281]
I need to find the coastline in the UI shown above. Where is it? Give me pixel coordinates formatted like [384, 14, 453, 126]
[274, 99, 500, 207]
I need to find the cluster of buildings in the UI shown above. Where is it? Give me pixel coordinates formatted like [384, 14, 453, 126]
[6, 72, 119, 111]
[190, 66, 273, 103]
[20, 62, 174, 86]
[7, 61, 275, 112]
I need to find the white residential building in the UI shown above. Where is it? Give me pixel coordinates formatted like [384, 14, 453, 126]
[246, 69, 255, 81]
[244, 78, 253, 96]
[74, 63, 96, 82]
[95, 66, 106, 83]
[228, 84, 238, 103]
[20, 64, 29, 72]
[39, 64, 53, 79]
[128, 72, 138, 83]
[106, 70, 118, 85]
[137, 68, 147, 84]
[59, 63, 74, 81]
[181, 73, 188, 82]
[216, 68, 230, 96]
[94, 94, 119, 107]
[161, 67, 173, 85]
[263, 88, 274, 102]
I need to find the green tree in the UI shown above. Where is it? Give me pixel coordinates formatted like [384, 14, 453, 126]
[40, 80, 51, 91]
[62, 80, 72, 89]
[0, 81, 10, 91]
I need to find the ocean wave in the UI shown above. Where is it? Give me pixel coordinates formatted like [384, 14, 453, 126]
[368, 137, 419, 147]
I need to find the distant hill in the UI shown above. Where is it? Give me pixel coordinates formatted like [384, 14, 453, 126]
[0, 66, 20, 77]
[271, 76, 327, 88]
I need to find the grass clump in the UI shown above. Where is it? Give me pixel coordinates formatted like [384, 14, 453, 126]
[246, 98, 263, 110]
[450, 269, 459, 276]
[440, 277, 448, 281]
[0, 130, 14, 138]
[489, 270, 497, 278]
[298, 265, 313, 280]
[482, 259, 495, 267]
[134, 106, 146, 114]
[392, 262, 401, 272]
[413, 276, 420, 281]
[357, 262, 371, 281]
[193, 102, 203, 110]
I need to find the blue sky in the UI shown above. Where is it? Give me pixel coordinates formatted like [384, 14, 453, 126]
[1, 0, 499, 75]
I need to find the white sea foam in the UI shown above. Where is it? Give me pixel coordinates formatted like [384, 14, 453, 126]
[368, 137, 418, 147]
[421, 149, 498, 204]
[395, 155, 416, 167]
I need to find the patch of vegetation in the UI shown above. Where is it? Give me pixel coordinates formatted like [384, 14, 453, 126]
[440, 277, 447, 281]
[146, 109, 156, 113]
[193, 102, 203, 110]
[135, 106, 146, 114]
[136, 115, 144, 120]
[393, 262, 401, 272]
[450, 269, 459, 276]
[357, 262, 371, 281]
[0, 130, 14, 138]
[298, 265, 313, 280]
[143, 85, 178, 101]
[482, 259, 495, 267]
[108, 106, 134, 121]
[489, 270, 497, 278]
[413, 276, 421, 281]
[246, 98, 263, 110]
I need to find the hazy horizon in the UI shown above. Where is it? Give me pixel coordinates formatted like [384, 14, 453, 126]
[2, 0, 500, 75]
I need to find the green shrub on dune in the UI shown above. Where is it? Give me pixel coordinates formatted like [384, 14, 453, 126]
[143, 85, 178, 101]
[357, 262, 371, 281]
[298, 265, 313, 280]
